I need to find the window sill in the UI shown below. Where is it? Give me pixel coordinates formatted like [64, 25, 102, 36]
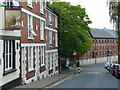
[28, 37, 34, 40]
[27, 4, 33, 9]
[40, 11, 44, 15]
[49, 45, 53, 48]
[3, 69, 17, 76]
[49, 23, 52, 26]
[40, 38, 45, 41]
[41, 64, 45, 67]
[28, 68, 34, 72]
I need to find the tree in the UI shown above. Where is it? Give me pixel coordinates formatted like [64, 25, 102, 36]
[107, 0, 120, 64]
[48, 2, 92, 60]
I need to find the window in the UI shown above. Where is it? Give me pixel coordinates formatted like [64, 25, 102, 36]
[40, 20, 45, 40]
[40, 0, 44, 14]
[49, 31, 52, 47]
[28, 15, 36, 39]
[5, 0, 13, 6]
[40, 46, 45, 66]
[48, 13, 52, 25]
[55, 53, 58, 66]
[55, 16, 58, 27]
[4, 40, 15, 72]
[55, 33, 58, 47]
[28, 47, 34, 71]
[27, 0, 32, 8]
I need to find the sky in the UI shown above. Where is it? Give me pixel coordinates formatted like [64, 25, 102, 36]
[60, 0, 114, 30]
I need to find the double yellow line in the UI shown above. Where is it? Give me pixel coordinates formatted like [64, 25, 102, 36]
[45, 74, 75, 89]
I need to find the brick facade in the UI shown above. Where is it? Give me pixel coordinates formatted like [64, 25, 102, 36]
[19, 1, 58, 84]
[79, 28, 118, 62]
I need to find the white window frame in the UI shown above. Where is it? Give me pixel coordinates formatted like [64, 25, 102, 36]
[27, 0, 33, 8]
[28, 46, 34, 72]
[56, 53, 58, 66]
[40, 20, 45, 40]
[40, 46, 45, 66]
[49, 30, 52, 47]
[28, 14, 34, 39]
[48, 13, 52, 25]
[4, 40, 14, 71]
[55, 16, 58, 28]
[40, 0, 44, 14]
[55, 33, 58, 47]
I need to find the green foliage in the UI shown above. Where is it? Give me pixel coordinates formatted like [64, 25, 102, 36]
[108, 1, 120, 51]
[48, 2, 92, 60]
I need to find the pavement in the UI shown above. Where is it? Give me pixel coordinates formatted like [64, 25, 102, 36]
[11, 66, 82, 89]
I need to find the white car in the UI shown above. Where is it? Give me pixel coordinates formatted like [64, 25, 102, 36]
[104, 60, 113, 70]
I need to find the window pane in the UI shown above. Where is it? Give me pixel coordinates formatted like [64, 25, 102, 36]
[6, 55, 8, 69]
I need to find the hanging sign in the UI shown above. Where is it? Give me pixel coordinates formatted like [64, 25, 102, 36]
[5, 7, 21, 30]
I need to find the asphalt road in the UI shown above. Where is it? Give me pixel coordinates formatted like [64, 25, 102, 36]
[51, 64, 119, 89]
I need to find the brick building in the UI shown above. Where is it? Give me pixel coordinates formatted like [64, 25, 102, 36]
[79, 28, 118, 64]
[20, 0, 58, 84]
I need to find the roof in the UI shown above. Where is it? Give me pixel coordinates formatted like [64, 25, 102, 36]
[46, 5, 59, 16]
[90, 28, 117, 39]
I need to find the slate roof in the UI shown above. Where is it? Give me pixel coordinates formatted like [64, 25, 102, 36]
[90, 28, 117, 39]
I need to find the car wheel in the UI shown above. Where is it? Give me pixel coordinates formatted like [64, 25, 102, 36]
[115, 71, 118, 79]
[113, 71, 115, 76]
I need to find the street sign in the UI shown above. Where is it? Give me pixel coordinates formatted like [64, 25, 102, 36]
[66, 58, 70, 67]
[73, 51, 77, 56]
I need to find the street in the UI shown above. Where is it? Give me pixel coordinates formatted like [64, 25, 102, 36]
[49, 64, 119, 89]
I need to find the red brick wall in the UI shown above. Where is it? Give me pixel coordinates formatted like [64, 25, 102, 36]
[20, 1, 58, 80]
[79, 38, 118, 60]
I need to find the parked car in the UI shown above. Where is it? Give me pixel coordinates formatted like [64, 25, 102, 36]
[104, 60, 113, 70]
[109, 63, 119, 75]
[114, 64, 120, 79]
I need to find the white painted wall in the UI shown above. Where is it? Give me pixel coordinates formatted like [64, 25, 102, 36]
[0, 40, 3, 87]
[79, 56, 118, 65]
[0, 4, 21, 86]
[1, 40, 20, 86]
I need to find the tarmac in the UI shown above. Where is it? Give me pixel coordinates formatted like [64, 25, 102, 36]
[10, 66, 80, 89]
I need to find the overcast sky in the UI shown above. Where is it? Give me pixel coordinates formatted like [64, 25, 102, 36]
[60, 0, 114, 30]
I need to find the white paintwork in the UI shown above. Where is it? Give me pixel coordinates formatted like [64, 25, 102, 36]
[79, 56, 118, 65]
[1, 40, 20, 86]
[0, 40, 3, 87]
[21, 8, 45, 21]
[21, 47, 26, 83]
[46, 49, 58, 53]
[0, 5, 21, 86]
[45, 27, 58, 32]
[21, 43, 46, 47]
[35, 46, 40, 78]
